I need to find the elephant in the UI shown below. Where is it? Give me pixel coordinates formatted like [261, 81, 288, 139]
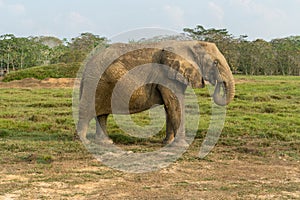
[76, 40, 235, 145]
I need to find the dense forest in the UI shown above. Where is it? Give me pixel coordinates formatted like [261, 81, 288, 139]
[0, 25, 299, 76]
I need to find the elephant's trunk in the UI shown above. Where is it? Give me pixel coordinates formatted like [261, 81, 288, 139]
[213, 74, 235, 106]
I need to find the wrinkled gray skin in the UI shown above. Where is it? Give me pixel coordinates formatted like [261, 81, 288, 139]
[76, 41, 235, 145]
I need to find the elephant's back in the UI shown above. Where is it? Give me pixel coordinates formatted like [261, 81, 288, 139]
[94, 47, 163, 115]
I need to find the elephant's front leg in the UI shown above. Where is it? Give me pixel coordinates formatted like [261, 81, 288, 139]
[76, 101, 95, 144]
[95, 114, 113, 145]
[158, 85, 186, 146]
[76, 118, 90, 144]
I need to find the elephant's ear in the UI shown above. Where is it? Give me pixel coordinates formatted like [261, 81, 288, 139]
[160, 48, 205, 88]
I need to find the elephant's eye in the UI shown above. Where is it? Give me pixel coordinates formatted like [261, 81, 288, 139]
[213, 60, 219, 67]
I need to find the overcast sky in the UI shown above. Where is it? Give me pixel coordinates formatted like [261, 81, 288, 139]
[0, 0, 299, 41]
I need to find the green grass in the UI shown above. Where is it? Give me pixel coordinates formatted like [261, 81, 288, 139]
[0, 75, 299, 164]
[2, 62, 81, 82]
[0, 88, 74, 137]
[226, 76, 300, 141]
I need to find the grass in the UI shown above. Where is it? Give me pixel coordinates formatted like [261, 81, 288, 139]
[0, 76, 299, 151]
[0, 75, 299, 199]
[0, 88, 74, 137]
[2, 62, 81, 82]
[226, 76, 300, 141]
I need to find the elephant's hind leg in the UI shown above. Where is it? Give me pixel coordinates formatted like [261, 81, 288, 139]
[95, 114, 113, 144]
[163, 115, 175, 144]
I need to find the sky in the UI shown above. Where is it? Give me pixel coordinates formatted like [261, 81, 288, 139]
[0, 0, 300, 41]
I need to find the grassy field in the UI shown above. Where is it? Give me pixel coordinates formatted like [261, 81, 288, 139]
[0, 75, 299, 199]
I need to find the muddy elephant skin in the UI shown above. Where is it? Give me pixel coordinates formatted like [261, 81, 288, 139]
[76, 40, 235, 145]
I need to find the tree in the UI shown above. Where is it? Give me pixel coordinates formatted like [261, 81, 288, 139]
[37, 36, 63, 48]
[271, 37, 300, 75]
[0, 34, 51, 72]
[1, 28, 299, 75]
[53, 33, 108, 63]
[70, 32, 107, 52]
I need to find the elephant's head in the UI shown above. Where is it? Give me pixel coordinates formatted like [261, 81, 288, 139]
[160, 41, 235, 106]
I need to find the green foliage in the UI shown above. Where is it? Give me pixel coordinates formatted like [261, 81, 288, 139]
[54, 50, 87, 64]
[38, 36, 63, 48]
[70, 32, 107, 52]
[2, 62, 81, 81]
[55, 32, 108, 64]
[0, 33, 108, 74]
[184, 25, 234, 42]
[1, 28, 299, 77]
[0, 34, 50, 71]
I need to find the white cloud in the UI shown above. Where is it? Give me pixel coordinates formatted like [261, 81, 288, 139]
[163, 5, 185, 27]
[52, 12, 95, 35]
[0, 1, 26, 15]
[208, 2, 225, 22]
[21, 18, 35, 28]
[230, 0, 285, 21]
[67, 12, 94, 29]
[228, 0, 290, 40]
[8, 3, 26, 15]
[68, 12, 88, 25]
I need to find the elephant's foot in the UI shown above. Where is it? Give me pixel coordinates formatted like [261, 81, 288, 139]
[94, 135, 113, 145]
[162, 135, 175, 145]
[169, 137, 189, 148]
[81, 138, 91, 144]
[76, 131, 90, 144]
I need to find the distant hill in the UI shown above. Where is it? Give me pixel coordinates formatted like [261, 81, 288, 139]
[2, 63, 81, 82]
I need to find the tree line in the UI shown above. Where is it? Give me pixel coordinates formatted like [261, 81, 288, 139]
[184, 25, 300, 76]
[0, 33, 107, 74]
[0, 26, 299, 76]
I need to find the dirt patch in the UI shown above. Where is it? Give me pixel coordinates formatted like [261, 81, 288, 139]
[1, 149, 299, 200]
[234, 77, 257, 84]
[0, 78, 76, 88]
[0, 76, 253, 89]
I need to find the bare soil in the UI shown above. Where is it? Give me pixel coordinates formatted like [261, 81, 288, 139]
[1, 143, 299, 200]
[0, 78, 75, 88]
[0, 76, 250, 89]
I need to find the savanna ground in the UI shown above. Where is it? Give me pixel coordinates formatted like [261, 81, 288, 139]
[0, 76, 299, 199]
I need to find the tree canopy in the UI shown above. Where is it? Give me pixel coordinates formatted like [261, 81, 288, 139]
[0, 33, 108, 74]
[0, 27, 299, 76]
